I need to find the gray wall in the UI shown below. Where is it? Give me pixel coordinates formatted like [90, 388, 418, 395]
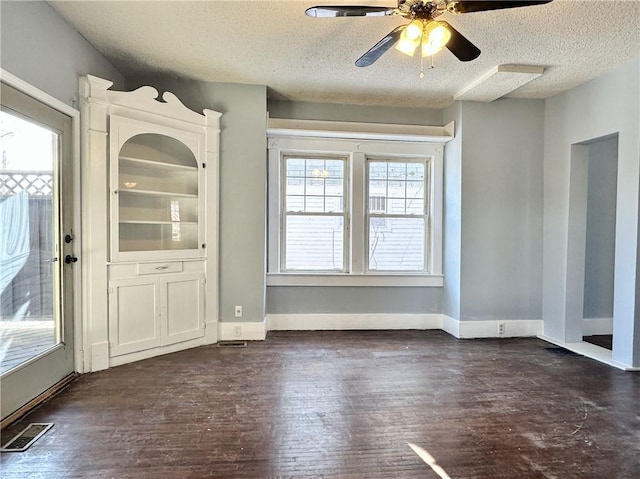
[543, 59, 640, 366]
[583, 136, 618, 319]
[268, 100, 443, 125]
[267, 287, 441, 314]
[127, 77, 268, 324]
[459, 100, 545, 321]
[0, 1, 124, 107]
[442, 102, 463, 320]
[442, 99, 545, 322]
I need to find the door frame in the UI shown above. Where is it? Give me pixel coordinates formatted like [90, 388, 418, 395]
[1, 69, 83, 374]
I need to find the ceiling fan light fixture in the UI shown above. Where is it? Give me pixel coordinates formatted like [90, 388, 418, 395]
[405, 19, 423, 41]
[421, 43, 442, 57]
[426, 21, 451, 49]
[395, 28, 420, 56]
[411, 21, 450, 58]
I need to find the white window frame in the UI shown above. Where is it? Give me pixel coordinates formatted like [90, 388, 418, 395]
[280, 154, 349, 273]
[267, 119, 451, 287]
[365, 157, 430, 274]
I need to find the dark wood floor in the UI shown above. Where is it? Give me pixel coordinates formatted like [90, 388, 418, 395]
[1, 331, 639, 479]
[583, 334, 613, 350]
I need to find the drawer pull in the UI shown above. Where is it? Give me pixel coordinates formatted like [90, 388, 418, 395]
[137, 262, 183, 275]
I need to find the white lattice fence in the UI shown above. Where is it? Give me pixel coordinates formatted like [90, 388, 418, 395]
[0, 171, 53, 197]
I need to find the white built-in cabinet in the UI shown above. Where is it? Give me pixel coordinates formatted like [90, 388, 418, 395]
[110, 116, 205, 261]
[80, 76, 220, 370]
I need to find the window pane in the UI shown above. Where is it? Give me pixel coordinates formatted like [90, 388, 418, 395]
[369, 217, 424, 271]
[284, 157, 345, 214]
[369, 162, 387, 179]
[388, 197, 406, 214]
[388, 180, 405, 198]
[305, 196, 324, 212]
[305, 177, 324, 196]
[285, 215, 344, 270]
[406, 162, 424, 180]
[406, 198, 424, 215]
[286, 159, 305, 177]
[325, 160, 344, 179]
[286, 177, 304, 195]
[325, 178, 343, 197]
[325, 196, 343, 213]
[388, 162, 406, 180]
[406, 180, 424, 214]
[286, 195, 305, 212]
[305, 159, 325, 177]
[406, 180, 424, 199]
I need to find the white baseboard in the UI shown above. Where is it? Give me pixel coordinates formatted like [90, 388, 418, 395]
[266, 314, 542, 339]
[440, 315, 460, 338]
[219, 320, 267, 341]
[440, 316, 543, 339]
[537, 334, 639, 371]
[204, 320, 219, 343]
[109, 336, 210, 368]
[266, 313, 442, 331]
[582, 317, 613, 336]
[90, 341, 110, 372]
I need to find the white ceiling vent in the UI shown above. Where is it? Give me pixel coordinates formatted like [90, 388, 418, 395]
[454, 65, 544, 102]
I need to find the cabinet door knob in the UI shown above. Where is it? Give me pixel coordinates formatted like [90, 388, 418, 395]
[65, 255, 78, 264]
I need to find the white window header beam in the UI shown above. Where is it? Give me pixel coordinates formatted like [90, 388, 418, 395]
[267, 118, 455, 144]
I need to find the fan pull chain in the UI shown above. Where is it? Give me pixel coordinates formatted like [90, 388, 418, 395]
[419, 55, 436, 78]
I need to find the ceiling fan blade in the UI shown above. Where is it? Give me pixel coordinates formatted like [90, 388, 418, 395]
[439, 21, 481, 62]
[305, 6, 395, 18]
[447, 1, 552, 14]
[355, 25, 405, 67]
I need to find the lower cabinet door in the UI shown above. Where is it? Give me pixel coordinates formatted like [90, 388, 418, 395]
[109, 277, 161, 356]
[161, 273, 205, 345]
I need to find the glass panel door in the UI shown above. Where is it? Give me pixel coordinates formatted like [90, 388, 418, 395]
[0, 81, 75, 421]
[0, 111, 58, 373]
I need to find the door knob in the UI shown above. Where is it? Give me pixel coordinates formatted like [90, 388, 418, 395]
[65, 255, 78, 264]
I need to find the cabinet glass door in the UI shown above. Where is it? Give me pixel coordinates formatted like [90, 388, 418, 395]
[116, 133, 199, 255]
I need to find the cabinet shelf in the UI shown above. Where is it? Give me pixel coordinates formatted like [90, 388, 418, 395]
[120, 155, 197, 171]
[118, 188, 198, 198]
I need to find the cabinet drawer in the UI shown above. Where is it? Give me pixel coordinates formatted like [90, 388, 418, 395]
[137, 262, 183, 275]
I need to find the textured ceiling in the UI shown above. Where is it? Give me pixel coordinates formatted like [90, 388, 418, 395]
[49, 0, 640, 108]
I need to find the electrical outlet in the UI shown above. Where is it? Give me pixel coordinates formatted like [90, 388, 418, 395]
[233, 325, 242, 338]
[234, 305, 242, 318]
[498, 322, 506, 335]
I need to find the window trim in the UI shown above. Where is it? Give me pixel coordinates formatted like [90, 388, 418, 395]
[280, 154, 349, 273]
[267, 121, 450, 287]
[365, 156, 430, 274]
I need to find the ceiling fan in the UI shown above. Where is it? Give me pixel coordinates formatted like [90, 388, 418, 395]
[306, 1, 552, 67]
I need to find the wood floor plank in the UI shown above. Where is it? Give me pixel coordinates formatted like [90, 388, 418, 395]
[1, 331, 639, 478]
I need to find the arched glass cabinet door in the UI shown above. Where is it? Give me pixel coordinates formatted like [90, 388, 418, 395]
[116, 133, 199, 256]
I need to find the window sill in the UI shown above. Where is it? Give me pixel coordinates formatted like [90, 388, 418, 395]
[266, 273, 444, 287]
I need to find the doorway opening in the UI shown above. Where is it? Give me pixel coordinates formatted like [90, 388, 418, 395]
[565, 133, 618, 352]
[581, 135, 618, 350]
